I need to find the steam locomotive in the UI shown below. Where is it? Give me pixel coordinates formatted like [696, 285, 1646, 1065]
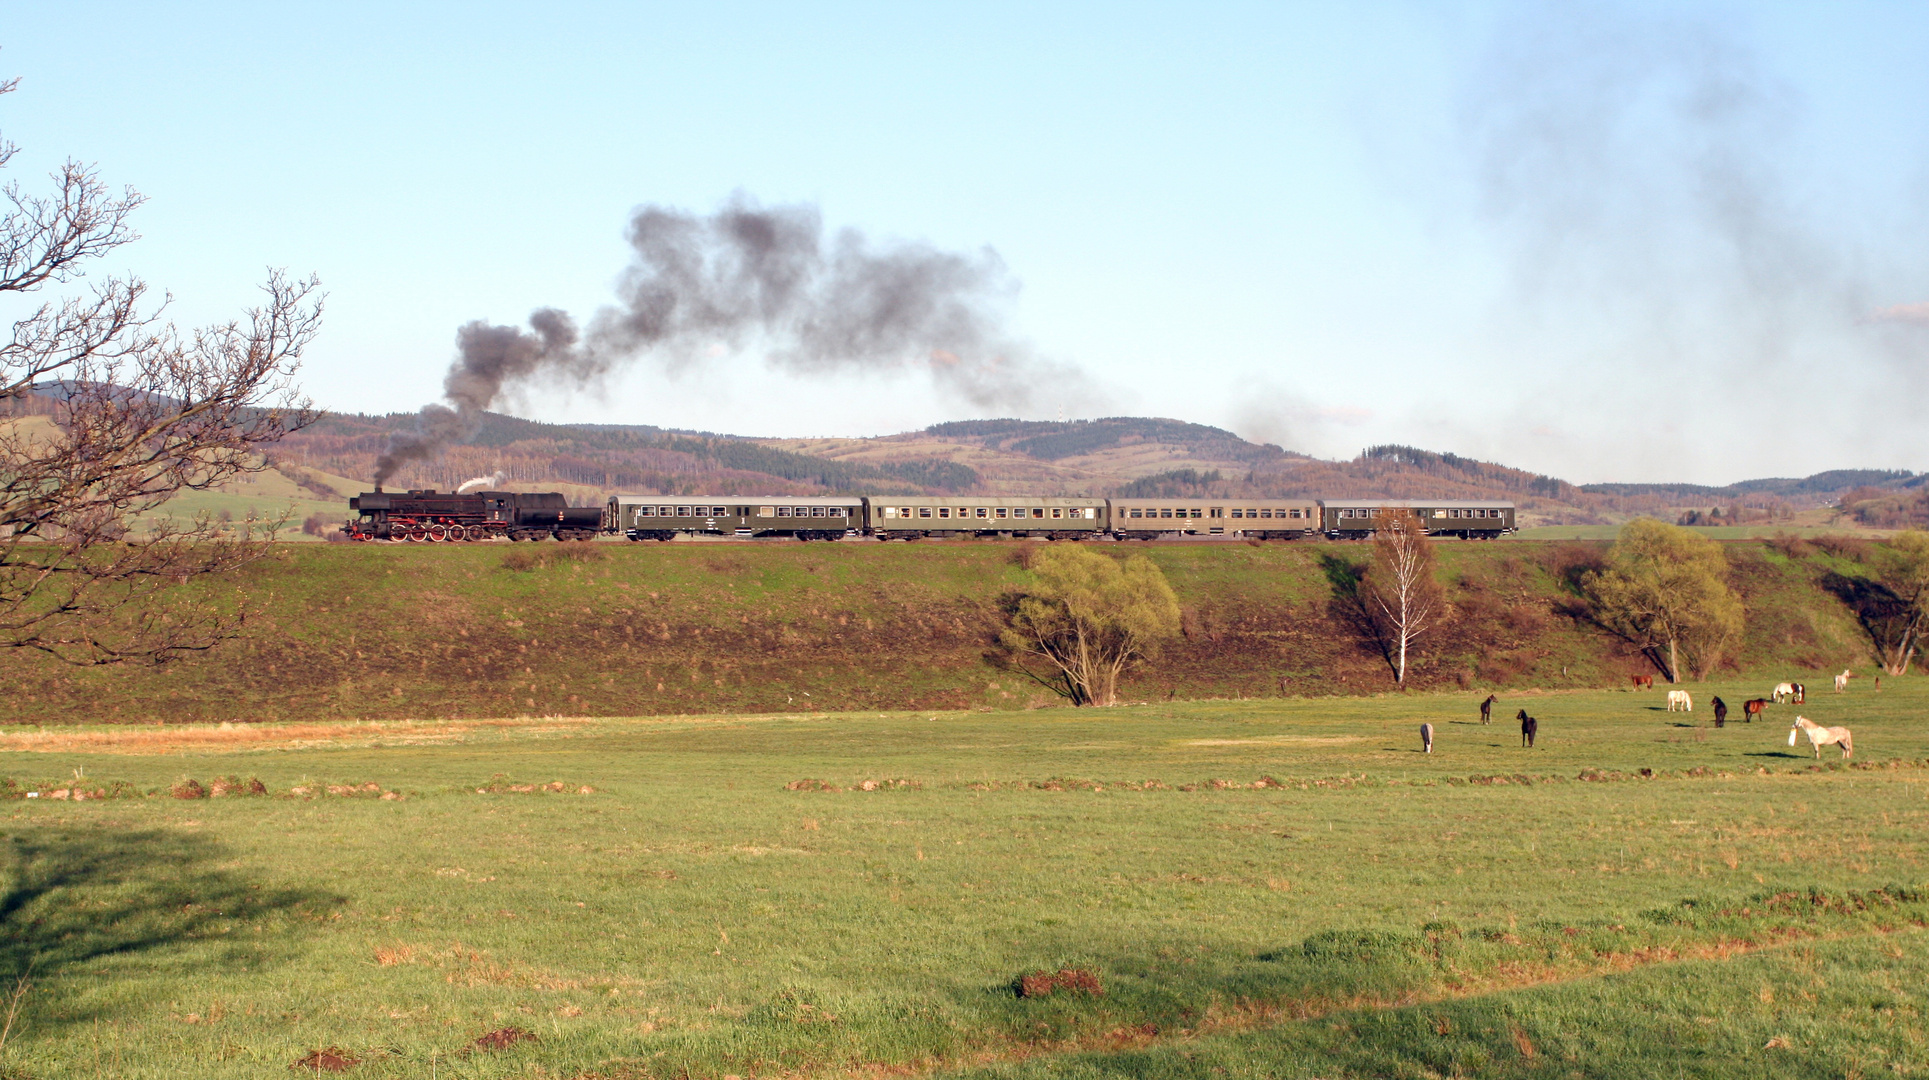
[344, 489, 603, 542]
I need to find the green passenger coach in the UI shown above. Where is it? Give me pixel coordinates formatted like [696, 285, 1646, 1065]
[1110, 497, 1318, 539]
[865, 496, 1107, 539]
[605, 495, 859, 541]
[1318, 499, 1516, 539]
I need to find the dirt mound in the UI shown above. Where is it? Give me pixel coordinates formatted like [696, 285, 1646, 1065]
[784, 778, 839, 792]
[171, 778, 207, 799]
[468, 1026, 537, 1052]
[289, 1047, 359, 1072]
[474, 777, 592, 794]
[1014, 967, 1104, 998]
[288, 781, 406, 799]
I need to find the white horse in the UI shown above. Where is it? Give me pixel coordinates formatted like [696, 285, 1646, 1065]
[1834, 669, 1852, 692]
[1772, 682, 1796, 703]
[1667, 689, 1692, 712]
[1789, 715, 1853, 759]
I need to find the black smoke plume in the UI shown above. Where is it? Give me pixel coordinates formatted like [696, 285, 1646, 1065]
[374, 196, 1076, 486]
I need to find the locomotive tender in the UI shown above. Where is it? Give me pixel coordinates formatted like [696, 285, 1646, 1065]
[344, 489, 604, 542]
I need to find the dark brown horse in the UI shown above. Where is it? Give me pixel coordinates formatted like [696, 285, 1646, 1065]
[1480, 694, 1496, 725]
[1711, 696, 1727, 728]
[1742, 698, 1769, 723]
[1518, 709, 1538, 748]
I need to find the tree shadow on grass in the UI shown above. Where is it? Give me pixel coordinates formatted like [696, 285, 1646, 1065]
[1318, 553, 1394, 677]
[0, 826, 341, 1032]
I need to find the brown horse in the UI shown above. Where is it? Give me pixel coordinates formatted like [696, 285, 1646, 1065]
[1479, 694, 1496, 724]
[1630, 674, 1654, 690]
[1517, 709, 1538, 748]
[1712, 696, 1727, 728]
[1742, 698, 1769, 723]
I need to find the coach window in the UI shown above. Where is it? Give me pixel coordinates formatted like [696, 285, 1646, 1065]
[753, 506, 771, 518]
[880, 506, 897, 518]
[1048, 508, 1061, 519]
[636, 506, 654, 517]
[936, 507, 950, 518]
[775, 507, 790, 517]
[1209, 508, 1222, 518]
[916, 507, 931, 518]
[1083, 508, 1096, 519]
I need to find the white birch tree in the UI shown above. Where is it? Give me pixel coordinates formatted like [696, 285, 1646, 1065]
[1366, 508, 1442, 685]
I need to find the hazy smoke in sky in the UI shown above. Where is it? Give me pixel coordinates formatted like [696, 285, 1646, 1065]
[1449, 3, 1929, 476]
[375, 196, 1071, 485]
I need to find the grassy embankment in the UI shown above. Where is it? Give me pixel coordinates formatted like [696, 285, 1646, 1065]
[0, 687, 1925, 1077]
[0, 538, 1897, 725]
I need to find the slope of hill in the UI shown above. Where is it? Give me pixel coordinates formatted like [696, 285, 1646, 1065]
[0, 538, 1891, 724]
[31, 397, 1908, 530]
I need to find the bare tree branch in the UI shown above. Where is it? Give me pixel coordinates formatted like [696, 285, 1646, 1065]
[0, 78, 322, 665]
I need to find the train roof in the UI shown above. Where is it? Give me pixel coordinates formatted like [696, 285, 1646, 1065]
[607, 494, 861, 505]
[870, 494, 1105, 503]
[1111, 495, 1316, 503]
[1318, 498, 1515, 509]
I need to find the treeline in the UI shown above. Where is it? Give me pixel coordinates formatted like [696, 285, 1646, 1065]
[274, 412, 978, 496]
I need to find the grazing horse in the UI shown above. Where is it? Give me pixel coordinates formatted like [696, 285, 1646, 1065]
[1712, 696, 1727, 728]
[1772, 682, 1796, 704]
[1666, 689, 1693, 712]
[1479, 694, 1496, 725]
[1630, 674, 1654, 690]
[1834, 669, 1852, 691]
[1517, 709, 1538, 748]
[1421, 722, 1434, 754]
[1790, 715, 1853, 760]
[1742, 698, 1769, 723]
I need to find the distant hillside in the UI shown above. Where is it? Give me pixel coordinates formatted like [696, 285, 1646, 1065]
[211, 406, 1927, 529]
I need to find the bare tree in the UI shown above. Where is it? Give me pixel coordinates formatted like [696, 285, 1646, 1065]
[0, 78, 321, 664]
[1366, 508, 1443, 684]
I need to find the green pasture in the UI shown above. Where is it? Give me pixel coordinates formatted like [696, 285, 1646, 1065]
[3, 682, 1927, 1078]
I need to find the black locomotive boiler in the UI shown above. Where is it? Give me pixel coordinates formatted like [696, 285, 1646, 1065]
[345, 489, 603, 542]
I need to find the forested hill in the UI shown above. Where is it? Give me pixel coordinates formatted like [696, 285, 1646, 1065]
[264, 410, 1924, 526]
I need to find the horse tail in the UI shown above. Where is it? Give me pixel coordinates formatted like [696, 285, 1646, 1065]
[1841, 730, 1853, 759]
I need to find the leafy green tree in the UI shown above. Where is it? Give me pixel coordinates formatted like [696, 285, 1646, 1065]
[1867, 530, 1929, 675]
[1581, 518, 1744, 683]
[999, 545, 1181, 706]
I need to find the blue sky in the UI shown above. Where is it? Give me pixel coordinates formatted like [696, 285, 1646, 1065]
[3, 1, 1927, 483]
